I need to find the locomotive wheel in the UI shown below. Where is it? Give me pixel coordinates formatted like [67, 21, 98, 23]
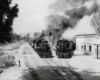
[60, 53, 62, 58]
[68, 53, 72, 58]
[48, 54, 50, 58]
[64, 53, 66, 58]
[57, 54, 60, 58]
[49, 54, 51, 58]
[48, 55, 50, 58]
[50, 54, 53, 58]
[69, 55, 72, 58]
[56, 52, 59, 58]
[65, 53, 68, 58]
[45, 55, 47, 58]
[63, 53, 66, 58]
[48, 54, 49, 58]
[62, 54, 64, 58]
[47, 52, 51, 58]
[40, 53, 42, 57]
[58, 53, 61, 58]
[40, 52, 43, 58]
[49, 52, 52, 58]
[59, 53, 62, 58]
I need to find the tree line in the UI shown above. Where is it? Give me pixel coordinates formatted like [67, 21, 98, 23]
[0, 0, 19, 44]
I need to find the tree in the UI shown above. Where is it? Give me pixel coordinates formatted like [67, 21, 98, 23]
[46, 14, 70, 47]
[33, 32, 40, 39]
[11, 33, 22, 42]
[91, 10, 100, 58]
[91, 10, 100, 36]
[26, 34, 30, 41]
[0, 0, 19, 43]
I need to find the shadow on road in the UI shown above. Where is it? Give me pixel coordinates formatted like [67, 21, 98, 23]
[27, 66, 84, 80]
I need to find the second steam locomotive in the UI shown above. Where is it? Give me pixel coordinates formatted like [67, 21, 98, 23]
[56, 39, 76, 58]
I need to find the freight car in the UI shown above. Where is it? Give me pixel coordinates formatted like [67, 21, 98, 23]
[56, 39, 76, 58]
[32, 39, 53, 58]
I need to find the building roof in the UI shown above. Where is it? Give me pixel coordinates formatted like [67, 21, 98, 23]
[76, 34, 96, 36]
[76, 34, 97, 38]
[84, 39, 100, 44]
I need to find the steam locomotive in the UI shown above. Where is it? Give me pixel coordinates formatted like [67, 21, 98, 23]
[32, 39, 53, 58]
[56, 39, 76, 58]
[32, 38, 76, 58]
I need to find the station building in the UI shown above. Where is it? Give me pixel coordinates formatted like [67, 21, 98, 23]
[75, 34, 100, 57]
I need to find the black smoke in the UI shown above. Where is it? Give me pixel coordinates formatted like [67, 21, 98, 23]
[45, 1, 100, 42]
[63, 2, 99, 28]
[49, 0, 90, 12]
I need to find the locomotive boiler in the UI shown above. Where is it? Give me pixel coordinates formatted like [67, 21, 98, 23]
[32, 39, 53, 58]
[56, 39, 76, 58]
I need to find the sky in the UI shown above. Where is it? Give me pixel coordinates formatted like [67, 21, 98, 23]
[12, 0, 55, 34]
[12, 0, 99, 39]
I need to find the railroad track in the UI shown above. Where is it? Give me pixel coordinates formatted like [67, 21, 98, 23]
[25, 44, 84, 80]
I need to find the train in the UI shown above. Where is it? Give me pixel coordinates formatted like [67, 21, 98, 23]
[32, 39, 53, 58]
[56, 39, 76, 58]
[32, 38, 76, 58]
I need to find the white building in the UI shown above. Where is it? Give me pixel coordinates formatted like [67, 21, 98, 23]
[75, 34, 100, 57]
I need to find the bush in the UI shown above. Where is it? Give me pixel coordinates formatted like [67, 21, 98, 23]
[0, 52, 15, 68]
[0, 52, 5, 56]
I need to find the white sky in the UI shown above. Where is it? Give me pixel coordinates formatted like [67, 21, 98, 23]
[12, 0, 55, 34]
[12, 0, 98, 38]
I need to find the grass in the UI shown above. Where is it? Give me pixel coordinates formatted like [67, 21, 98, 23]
[0, 42, 24, 69]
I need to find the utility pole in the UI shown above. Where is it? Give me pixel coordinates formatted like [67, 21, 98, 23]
[88, 43, 100, 58]
[97, 44, 99, 58]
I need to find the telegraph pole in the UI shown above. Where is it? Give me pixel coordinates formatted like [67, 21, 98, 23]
[96, 44, 99, 58]
[87, 43, 100, 58]
[97, 44, 100, 58]
[95, 44, 100, 58]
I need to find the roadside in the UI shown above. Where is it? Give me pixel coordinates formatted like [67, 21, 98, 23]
[0, 42, 33, 80]
[0, 66, 23, 80]
[0, 42, 25, 75]
[69, 55, 100, 74]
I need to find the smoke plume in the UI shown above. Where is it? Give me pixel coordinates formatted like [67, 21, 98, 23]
[64, 2, 99, 27]
[49, 0, 90, 13]
[46, 0, 100, 41]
